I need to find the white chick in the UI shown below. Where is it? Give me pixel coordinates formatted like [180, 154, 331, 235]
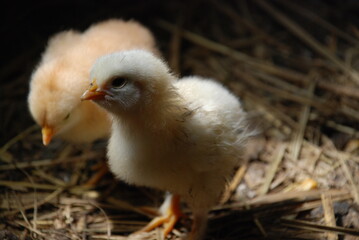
[28, 19, 159, 145]
[81, 50, 253, 239]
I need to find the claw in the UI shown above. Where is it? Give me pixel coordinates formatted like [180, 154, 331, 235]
[137, 194, 183, 237]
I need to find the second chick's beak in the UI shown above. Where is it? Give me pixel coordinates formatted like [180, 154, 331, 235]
[81, 80, 106, 101]
[42, 126, 54, 146]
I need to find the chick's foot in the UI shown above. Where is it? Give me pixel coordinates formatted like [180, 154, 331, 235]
[138, 194, 183, 237]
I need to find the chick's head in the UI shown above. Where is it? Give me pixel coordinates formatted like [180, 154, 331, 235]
[82, 50, 174, 114]
[28, 60, 86, 145]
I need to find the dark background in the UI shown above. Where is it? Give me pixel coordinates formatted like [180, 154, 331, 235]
[1, 0, 171, 145]
[1, 0, 359, 144]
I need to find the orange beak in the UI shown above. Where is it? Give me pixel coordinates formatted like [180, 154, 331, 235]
[81, 79, 106, 101]
[42, 126, 54, 146]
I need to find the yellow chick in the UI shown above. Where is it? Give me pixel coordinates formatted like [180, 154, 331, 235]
[28, 19, 159, 145]
[81, 50, 253, 239]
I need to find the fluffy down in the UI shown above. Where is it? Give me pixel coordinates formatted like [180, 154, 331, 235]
[109, 76, 249, 208]
[28, 19, 159, 144]
[83, 50, 254, 239]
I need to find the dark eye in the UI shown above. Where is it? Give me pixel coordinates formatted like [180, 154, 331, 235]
[64, 113, 70, 120]
[111, 77, 127, 89]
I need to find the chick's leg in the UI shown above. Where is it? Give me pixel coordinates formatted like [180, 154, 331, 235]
[138, 193, 183, 236]
[84, 160, 109, 187]
[189, 209, 208, 240]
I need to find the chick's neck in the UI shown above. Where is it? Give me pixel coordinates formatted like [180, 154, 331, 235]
[113, 87, 190, 141]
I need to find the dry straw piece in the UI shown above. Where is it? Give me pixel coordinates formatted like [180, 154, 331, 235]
[1, 1, 359, 239]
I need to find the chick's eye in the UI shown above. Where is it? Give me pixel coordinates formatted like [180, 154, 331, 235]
[64, 113, 70, 120]
[111, 77, 127, 89]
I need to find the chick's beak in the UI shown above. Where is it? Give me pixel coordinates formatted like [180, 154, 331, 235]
[42, 126, 54, 146]
[81, 80, 106, 101]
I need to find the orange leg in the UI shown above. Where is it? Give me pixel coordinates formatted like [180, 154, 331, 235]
[189, 210, 208, 240]
[137, 194, 183, 237]
[83, 161, 109, 187]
